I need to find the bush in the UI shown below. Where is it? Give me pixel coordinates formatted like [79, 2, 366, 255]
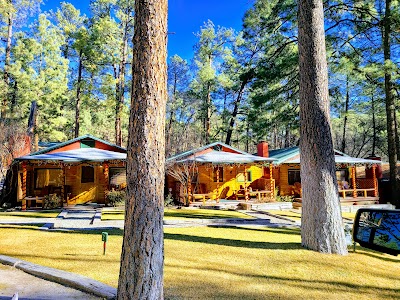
[164, 192, 174, 207]
[275, 195, 294, 202]
[106, 189, 126, 207]
[44, 194, 61, 209]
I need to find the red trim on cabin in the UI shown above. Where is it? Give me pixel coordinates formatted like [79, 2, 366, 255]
[95, 141, 126, 153]
[221, 146, 242, 154]
[47, 141, 81, 153]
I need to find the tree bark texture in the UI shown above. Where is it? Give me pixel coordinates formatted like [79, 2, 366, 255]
[383, 0, 399, 207]
[298, 0, 348, 254]
[117, 0, 167, 298]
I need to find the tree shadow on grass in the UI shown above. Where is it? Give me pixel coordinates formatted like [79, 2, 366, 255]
[166, 263, 400, 298]
[164, 233, 302, 250]
[352, 247, 400, 263]
[206, 225, 301, 236]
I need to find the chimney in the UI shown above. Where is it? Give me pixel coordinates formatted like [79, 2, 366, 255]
[257, 141, 269, 158]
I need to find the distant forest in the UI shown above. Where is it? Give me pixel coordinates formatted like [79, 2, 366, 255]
[0, 0, 399, 160]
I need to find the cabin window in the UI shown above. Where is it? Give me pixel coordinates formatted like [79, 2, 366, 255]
[288, 169, 301, 185]
[35, 169, 63, 189]
[109, 168, 126, 189]
[213, 166, 224, 182]
[237, 170, 252, 182]
[81, 166, 94, 183]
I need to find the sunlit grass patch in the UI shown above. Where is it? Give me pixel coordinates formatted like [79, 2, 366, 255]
[0, 226, 398, 299]
[267, 210, 356, 222]
[101, 208, 254, 221]
[0, 210, 61, 219]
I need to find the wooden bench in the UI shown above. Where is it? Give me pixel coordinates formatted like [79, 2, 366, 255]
[339, 188, 376, 198]
[249, 190, 272, 201]
[338, 189, 354, 198]
[192, 193, 214, 205]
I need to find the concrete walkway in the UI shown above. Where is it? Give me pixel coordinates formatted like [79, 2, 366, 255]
[0, 264, 101, 300]
[0, 255, 116, 299]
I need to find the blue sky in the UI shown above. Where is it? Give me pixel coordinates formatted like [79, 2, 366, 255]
[42, 0, 252, 60]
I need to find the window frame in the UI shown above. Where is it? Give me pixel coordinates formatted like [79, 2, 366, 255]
[81, 166, 95, 183]
[288, 169, 301, 185]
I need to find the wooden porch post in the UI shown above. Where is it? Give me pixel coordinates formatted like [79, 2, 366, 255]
[61, 163, 65, 207]
[372, 165, 378, 197]
[244, 165, 249, 202]
[216, 166, 220, 203]
[269, 163, 274, 201]
[21, 162, 27, 210]
[351, 166, 357, 198]
[103, 162, 109, 204]
[187, 170, 192, 205]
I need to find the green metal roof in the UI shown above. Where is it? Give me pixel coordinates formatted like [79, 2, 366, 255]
[268, 147, 300, 164]
[268, 146, 351, 164]
[167, 141, 249, 162]
[30, 134, 126, 155]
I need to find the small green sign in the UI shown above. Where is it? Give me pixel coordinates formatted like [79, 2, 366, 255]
[102, 232, 108, 242]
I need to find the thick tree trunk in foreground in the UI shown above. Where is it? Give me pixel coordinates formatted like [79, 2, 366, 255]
[117, 0, 167, 298]
[298, 0, 348, 254]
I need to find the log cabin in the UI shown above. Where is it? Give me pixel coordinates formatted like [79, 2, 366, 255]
[12, 135, 127, 208]
[264, 143, 382, 206]
[165, 142, 277, 204]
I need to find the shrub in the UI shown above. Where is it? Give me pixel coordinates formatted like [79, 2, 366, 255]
[44, 194, 61, 209]
[164, 192, 174, 207]
[106, 189, 126, 207]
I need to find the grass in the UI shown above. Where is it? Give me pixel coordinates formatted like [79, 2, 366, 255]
[101, 208, 254, 221]
[266, 210, 356, 222]
[0, 210, 61, 219]
[0, 227, 398, 299]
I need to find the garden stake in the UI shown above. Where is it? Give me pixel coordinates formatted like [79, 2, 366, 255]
[102, 232, 108, 255]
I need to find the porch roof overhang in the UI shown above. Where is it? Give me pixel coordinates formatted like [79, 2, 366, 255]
[176, 150, 276, 165]
[285, 155, 382, 166]
[16, 148, 127, 163]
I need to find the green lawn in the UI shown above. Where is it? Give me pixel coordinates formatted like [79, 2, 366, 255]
[101, 208, 254, 221]
[0, 227, 398, 299]
[266, 210, 356, 222]
[0, 210, 61, 219]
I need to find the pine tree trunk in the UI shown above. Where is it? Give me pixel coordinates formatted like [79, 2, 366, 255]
[225, 80, 247, 145]
[1, 14, 13, 118]
[341, 76, 349, 153]
[205, 82, 211, 144]
[117, 0, 167, 298]
[298, 0, 348, 254]
[74, 51, 83, 138]
[166, 73, 177, 155]
[371, 95, 376, 157]
[383, 0, 399, 207]
[115, 22, 129, 146]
